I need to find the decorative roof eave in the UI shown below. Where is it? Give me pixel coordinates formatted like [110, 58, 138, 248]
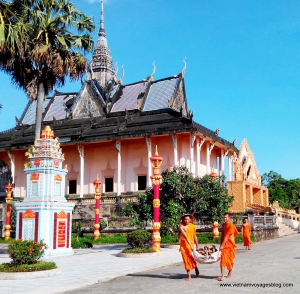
[192, 121, 238, 152]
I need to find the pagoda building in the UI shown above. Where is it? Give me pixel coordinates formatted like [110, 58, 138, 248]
[15, 126, 74, 256]
[0, 1, 268, 221]
[90, 0, 116, 88]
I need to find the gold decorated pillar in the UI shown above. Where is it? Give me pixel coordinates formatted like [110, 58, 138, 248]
[93, 175, 102, 240]
[150, 146, 163, 252]
[4, 182, 14, 240]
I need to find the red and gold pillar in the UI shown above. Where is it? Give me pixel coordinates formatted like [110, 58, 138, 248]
[93, 175, 102, 240]
[4, 182, 14, 240]
[150, 146, 163, 252]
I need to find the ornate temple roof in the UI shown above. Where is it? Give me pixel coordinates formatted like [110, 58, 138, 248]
[90, 0, 115, 88]
[0, 1, 238, 153]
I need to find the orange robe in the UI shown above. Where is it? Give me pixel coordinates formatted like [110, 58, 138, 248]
[242, 223, 252, 246]
[179, 223, 197, 271]
[220, 222, 238, 271]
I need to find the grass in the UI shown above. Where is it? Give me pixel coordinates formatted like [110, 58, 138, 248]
[121, 247, 156, 254]
[160, 233, 256, 245]
[0, 261, 57, 273]
[0, 238, 13, 244]
[71, 234, 127, 249]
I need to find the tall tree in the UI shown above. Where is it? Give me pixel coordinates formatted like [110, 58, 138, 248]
[0, 0, 95, 139]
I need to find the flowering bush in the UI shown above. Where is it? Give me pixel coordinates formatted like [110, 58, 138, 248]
[6, 239, 48, 265]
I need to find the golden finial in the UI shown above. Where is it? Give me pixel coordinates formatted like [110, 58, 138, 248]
[97, 174, 99, 180]
[155, 145, 158, 155]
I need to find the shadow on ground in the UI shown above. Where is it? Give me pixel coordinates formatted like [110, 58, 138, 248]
[127, 273, 219, 280]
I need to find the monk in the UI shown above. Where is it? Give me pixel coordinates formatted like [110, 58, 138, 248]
[218, 213, 238, 281]
[179, 214, 199, 281]
[241, 217, 252, 250]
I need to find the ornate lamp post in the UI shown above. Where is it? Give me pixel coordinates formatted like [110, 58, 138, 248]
[4, 182, 14, 240]
[150, 146, 163, 252]
[93, 175, 102, 240]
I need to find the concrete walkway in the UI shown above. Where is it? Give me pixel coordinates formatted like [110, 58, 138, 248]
[0, 244, 184, 294]
[0, 234, 299, 294]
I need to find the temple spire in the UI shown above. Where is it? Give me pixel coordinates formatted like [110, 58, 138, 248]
[99, 0, 106, 37]
[90, 0, 115, 88]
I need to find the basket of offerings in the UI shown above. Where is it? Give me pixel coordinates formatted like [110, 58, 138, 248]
[193, 245, 221, 264]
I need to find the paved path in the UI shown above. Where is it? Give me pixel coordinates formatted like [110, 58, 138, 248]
[0, 244, 183, 294]
[65, 234, 300, 294]
[0, 234, 299, 294]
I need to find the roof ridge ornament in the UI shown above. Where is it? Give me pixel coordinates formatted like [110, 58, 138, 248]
[150, 61, 156, 81]
[181, 57, 186, 77]
[145, 61, 156, 81]
[114, 62, 118, 77]
[118, 65, 125, 85]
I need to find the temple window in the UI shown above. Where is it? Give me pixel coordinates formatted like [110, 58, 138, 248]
[69, 180, 77, 194]
[105, 178, 113, 192]
[138, 176, 147, 191]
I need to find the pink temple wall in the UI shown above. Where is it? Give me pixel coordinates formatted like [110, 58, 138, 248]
[0, 133, 225, 197]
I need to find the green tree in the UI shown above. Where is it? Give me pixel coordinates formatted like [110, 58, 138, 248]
[0, 0, 94, 139]
[123, 166, 233, 237]
[262, 171, 300, 211]
[0, 0, 28, 52]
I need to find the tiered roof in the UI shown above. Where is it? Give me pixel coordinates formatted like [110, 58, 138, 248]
[0, 1, 238, 153]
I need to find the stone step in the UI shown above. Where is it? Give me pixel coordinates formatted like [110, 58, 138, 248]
[277, 220, 299, 237]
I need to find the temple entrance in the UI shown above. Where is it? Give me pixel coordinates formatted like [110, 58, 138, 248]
[0, 160, 12, 198]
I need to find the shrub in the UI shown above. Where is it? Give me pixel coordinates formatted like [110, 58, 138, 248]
[100, 219, 107, 230]
[127, 230, 149, 248]
[71, 238, 89, 249]
[6, 239, 47, 265]
[0, 261, 56, 272]
[161, 235, 178, 244]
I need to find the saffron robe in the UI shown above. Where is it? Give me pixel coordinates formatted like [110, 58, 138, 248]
[242, 223, 252, 246]
[179, 223, 197, 271]
[220, 222, 238, 271]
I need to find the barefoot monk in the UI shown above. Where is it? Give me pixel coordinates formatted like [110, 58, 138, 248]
[218, 213, 238, 281]
[241, 217, 252, 250]
[179, 214, 200, 281]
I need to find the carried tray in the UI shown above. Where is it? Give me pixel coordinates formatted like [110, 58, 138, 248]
[192, 249, 221, 264]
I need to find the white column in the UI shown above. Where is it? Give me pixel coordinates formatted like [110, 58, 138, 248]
[171, 134, 178, 167]
[207, 141, 215, 174]
[197, 137, 206, 177]
[228, 155, 232, 181]
[196, 137, 200, 176]
[77, 145, 84, 198]
[7, 151, 15, 183]
[115, 141, 121, 195]
[190, 133, 196, 175]
[206, 142, 210, 174]
[145, 137, 152, 187]
[220, 149, 224, 177]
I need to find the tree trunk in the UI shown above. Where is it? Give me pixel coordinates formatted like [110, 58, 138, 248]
[35, 83, 45, 140]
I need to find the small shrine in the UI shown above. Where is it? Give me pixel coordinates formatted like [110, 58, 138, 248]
[15, 126, 74, 256]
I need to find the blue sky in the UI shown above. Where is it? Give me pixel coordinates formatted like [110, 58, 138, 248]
[0, 0, 300, 180]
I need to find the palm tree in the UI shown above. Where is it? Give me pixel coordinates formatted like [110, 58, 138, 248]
[1, 0, 95, 139]
[0, 0, 29, 52]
